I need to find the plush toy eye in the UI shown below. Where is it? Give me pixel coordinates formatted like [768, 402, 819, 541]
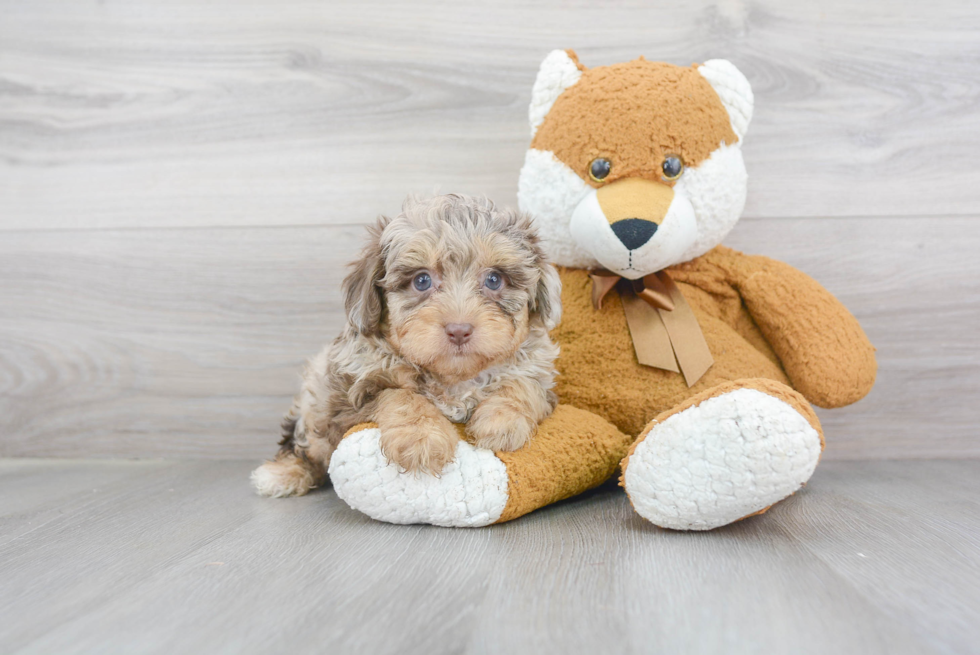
[413, 272, 432, 291]
[484, 271, 503, 291]
[589, 158, 612, 182]
[662, 155, 684, 180]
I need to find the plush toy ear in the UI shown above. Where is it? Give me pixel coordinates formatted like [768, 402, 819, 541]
[698, 59, 754, 141]
[529, 49, 584, 137]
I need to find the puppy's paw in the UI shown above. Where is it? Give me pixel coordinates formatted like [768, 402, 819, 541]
[467, 398, 537, 452]
[378, 417, 458, 475]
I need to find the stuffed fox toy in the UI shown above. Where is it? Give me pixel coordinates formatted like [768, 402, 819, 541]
[327, 50, 877, 530]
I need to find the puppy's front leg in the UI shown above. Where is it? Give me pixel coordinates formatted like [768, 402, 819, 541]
[375, 389, 459, 475]
[467, 379, 552, 452]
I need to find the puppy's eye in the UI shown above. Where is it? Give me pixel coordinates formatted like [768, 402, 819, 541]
[484, 271, 503, 291]
[662, 155, 684, 180]
[412, 272, 432, 291]
[589, 158, 611, 182]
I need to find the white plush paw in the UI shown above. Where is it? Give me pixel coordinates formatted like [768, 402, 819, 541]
[328, 427, 509, 527]
[623, 389, 822, 531]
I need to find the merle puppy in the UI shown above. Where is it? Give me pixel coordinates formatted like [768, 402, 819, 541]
[252, 195, 562, 497]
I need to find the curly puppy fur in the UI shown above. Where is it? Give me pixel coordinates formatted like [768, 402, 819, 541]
[251, 195, 562, 497]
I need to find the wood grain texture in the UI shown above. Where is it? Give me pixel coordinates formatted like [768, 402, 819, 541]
[1, 0, 979, 229]
[1, 458, 977, 654]
[0, 225, 356, 458]
[1, 216, 977, 460]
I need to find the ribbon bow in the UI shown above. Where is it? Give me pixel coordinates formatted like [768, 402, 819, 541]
[590, 269, 714, 387]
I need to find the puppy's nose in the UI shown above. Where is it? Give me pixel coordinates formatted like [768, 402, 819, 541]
[611, 219, 658, 250]
[445, 323, 474, 346]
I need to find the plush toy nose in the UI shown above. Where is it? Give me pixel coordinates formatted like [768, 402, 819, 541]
[610, 219, 658, 250]
[445, 323, 474, 346]
[596, 177, 673, 251]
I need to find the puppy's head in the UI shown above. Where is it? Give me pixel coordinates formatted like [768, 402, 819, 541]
[343, 194, 561, 382]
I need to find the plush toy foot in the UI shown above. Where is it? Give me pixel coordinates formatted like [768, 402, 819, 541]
[329, 405, 631, 527]
[621, 379, 824, 531]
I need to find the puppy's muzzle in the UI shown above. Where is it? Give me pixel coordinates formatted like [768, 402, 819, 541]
[597, 178, 673, 251]
[445, 322, 474, 346]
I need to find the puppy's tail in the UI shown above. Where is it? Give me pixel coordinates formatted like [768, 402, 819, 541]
[251, 399, 325, 498]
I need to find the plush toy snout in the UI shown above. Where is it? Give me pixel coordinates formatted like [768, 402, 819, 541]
[570, 178, 698, 279]
[599, 178, 672, 251]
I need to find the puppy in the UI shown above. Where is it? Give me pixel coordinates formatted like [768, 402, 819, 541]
[251, 194, 562, 497]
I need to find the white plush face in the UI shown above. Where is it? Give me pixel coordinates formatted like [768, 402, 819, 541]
[517, 52, 754, 279]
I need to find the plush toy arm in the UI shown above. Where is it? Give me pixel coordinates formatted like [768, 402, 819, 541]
[734, 255, 877, 408]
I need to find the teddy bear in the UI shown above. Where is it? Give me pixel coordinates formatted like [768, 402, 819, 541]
[326, 50, 877, 530]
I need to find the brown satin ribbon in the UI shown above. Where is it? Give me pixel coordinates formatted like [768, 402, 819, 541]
[590, 269, 714, 387]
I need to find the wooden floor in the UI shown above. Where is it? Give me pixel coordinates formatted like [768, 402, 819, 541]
[1, 458, 978, 655]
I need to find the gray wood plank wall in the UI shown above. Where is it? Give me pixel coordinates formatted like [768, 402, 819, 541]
[2, 0, 978, 459]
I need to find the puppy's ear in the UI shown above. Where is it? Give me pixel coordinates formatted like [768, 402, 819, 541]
[533, 262, 562, 330]
[508, 208, 563, 330]
[343, 218, 387, 336]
